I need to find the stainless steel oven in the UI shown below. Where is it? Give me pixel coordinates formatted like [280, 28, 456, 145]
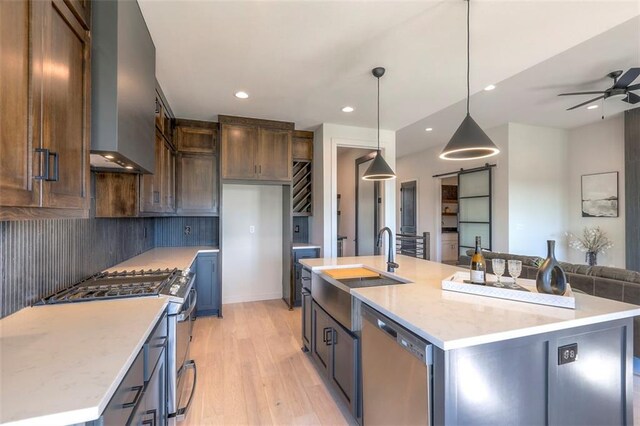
[167, 278, 197, 424]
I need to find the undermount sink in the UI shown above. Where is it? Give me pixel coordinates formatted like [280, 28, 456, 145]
[336, 275, 411, 289]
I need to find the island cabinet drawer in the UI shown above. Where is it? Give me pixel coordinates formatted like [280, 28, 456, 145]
[144, 312, 168, 382]
[99, 349, 145, 426]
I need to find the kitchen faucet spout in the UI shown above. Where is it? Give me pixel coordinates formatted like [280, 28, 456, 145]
[377, 227, 399, 272]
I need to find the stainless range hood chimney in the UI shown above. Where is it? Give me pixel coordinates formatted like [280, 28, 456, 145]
[91, 0, 156, 173]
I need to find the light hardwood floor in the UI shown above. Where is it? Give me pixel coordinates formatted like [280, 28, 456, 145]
[184, 300, 353, 426]
[185, 300, 640, 426]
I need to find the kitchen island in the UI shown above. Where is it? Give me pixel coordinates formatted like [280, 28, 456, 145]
[301, 255, 640, 425]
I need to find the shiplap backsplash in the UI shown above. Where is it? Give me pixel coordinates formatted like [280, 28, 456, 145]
[0, 216, 218, 317]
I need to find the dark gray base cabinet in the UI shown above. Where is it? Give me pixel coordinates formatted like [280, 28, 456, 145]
[195, 252, 220, 317]
[301, 268, 312, 351]
[311, 301, 358, 419]
[292, 248, 319, 307]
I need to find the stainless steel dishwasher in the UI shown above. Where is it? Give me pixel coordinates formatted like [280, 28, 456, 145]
[361, 304, 432, 425]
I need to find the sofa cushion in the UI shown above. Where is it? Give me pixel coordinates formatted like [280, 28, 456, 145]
[589, 266, 640, 285]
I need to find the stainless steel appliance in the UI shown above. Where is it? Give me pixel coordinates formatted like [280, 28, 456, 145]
[36, 268, 197, 423]
[361, 304, 432, 425]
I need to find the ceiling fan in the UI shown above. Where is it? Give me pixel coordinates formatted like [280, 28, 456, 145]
[558, 68, 640, 111]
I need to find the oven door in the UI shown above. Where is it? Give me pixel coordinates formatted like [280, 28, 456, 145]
[176, 288, 196, 373]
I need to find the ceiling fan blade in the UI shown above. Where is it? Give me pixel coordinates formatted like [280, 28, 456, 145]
[558, 91, 606, 96]
[623, 92, 640, 104]
[614, 68, 640, 88]
[627, 84, 640, 92]
[566, 95, 605, 111]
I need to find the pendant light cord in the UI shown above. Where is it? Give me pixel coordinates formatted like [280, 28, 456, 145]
[466, 0, 470, 115]
[377, 76, 381, 151]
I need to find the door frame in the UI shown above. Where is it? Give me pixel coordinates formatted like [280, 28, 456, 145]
[355, 151, 381, 256]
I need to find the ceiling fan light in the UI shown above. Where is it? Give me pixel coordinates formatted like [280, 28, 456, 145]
[440, 114, 500, 161]
[362, 151, 396, 180]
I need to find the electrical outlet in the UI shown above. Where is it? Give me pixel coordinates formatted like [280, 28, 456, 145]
[184, 225, 191, 236]
[249, 225, 255, 234]
[294, 225, 300, 233]
[558, 343, 578, 365]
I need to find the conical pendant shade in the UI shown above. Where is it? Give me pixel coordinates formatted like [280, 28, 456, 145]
[439, 114, 500, 160]
[362, 150, 396, 181]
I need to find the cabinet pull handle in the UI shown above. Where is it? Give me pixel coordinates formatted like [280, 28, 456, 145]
[254, 165, 257, 174]
[48, 151, 59, 182]
[259, 165, 261, 174]
[122, 384, 144, 408]
[34, 148, 49, 180]
[323, 327, 333, 346]
[142, 409, 157, 426]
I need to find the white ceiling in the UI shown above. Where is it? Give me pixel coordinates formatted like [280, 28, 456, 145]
[397, 14, 640, 157]
[139, 0, 640, 142]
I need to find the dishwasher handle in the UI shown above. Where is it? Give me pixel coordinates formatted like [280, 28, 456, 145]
[377, 319, 397, 339]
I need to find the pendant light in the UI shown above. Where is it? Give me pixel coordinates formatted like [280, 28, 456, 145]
[440, 0, 500, 161]
[363, 67, 396, 180]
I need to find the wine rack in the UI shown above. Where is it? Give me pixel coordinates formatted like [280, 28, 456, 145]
[292, 161, 312, 215]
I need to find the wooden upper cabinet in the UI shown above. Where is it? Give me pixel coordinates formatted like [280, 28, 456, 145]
[0, 1, 40, 208]
[221, 124, 258, 180]
[140, 131, 176, 215]
[292, 130, 313, 161]
[41, 0, 90, 210]
[219, 116, 293, 182]
[0, 0, 90, 218]
[95, 173, 138, 218]
[176, 153, 218, 216]
[176, 120, 217, 153]
[258, 128, 292, 181]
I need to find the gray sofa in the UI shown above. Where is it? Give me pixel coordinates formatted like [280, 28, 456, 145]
[458, 250, 640, 356]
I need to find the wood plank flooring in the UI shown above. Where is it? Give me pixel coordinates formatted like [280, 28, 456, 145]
[185, 300, 640, 426]
[185, 300, 353, 426]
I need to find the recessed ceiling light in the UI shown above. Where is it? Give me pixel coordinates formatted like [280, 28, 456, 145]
[104, 154, 114, 160]
[587, 104, 599, 110]
[125, 165, 134, 170]
[234, 91, 249, 99]
[341, 106, 354, 113]
[484, 84, 496, 91]
[425, 127, 433, 132]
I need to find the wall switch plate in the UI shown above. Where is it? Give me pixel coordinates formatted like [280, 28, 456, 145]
[249, 226, 255, 234]
[558, 343, 578, 365]
[184, 225, 191, 236]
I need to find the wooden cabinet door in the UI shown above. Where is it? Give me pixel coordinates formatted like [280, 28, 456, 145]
[257, 128, 291, 181]
[292, 130, 313, 161]
[195, 253, 219, 316]
[177, 125, 216, 153]
[220, 124, 258, 180]
[0, 1, 41, 208]
[311, 302, 332, 374]
[165, 146, 176, 213]
[176, 153, 218, 215]
[330, 320, 357, 415]
[40, 0, 90, 210]
[140, 132, 165, 213]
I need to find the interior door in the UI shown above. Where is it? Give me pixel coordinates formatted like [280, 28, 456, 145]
[458, 168, 492, 255]
[355, 153, 380, 256]
[400, 181, 417, 234]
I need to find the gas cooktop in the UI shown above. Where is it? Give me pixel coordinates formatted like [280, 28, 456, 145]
[36, 268, 190, 305]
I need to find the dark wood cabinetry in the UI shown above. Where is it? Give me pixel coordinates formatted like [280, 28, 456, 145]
[219, 116, 293, 182]
[0, 0, 90, 219]
[140, 131, 176, 214]
[292, 130, 313, 161]
[95, 173, 138, 217]
[311, 301, 359, 417]
[195, 252, 220, 317]
[174, 120, 219, 216]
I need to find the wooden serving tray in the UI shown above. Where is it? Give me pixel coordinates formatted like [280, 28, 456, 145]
[323, 268, 380, 280]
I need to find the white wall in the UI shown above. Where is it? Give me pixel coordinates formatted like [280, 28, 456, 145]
[337, 147, 376, 257]
[312, 123, 396, 257]
[566, 115, 625, 267]
[395, 124, 509, 261]
[221, 184, 283, 304]
[507, 123, 569, 259]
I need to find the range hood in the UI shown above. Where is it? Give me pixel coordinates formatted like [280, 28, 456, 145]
[90, 0, 156, 174]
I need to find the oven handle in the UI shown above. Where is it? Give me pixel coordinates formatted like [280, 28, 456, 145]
[175, 360, 197, 421]
[177, 288, 197, 323]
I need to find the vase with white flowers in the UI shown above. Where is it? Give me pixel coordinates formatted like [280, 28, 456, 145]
[565, 226, 613, 266]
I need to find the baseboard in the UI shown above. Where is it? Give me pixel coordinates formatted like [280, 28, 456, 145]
[222, 292, 282, 305]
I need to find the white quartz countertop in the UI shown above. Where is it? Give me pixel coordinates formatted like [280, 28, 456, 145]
[105, 246, 218, 272]
[301, 255, 640, 350]
[292, 243, 321, 250]
[0, 297, 168, 426]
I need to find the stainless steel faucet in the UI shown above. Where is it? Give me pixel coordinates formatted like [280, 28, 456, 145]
[377, 227, 399, 272]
